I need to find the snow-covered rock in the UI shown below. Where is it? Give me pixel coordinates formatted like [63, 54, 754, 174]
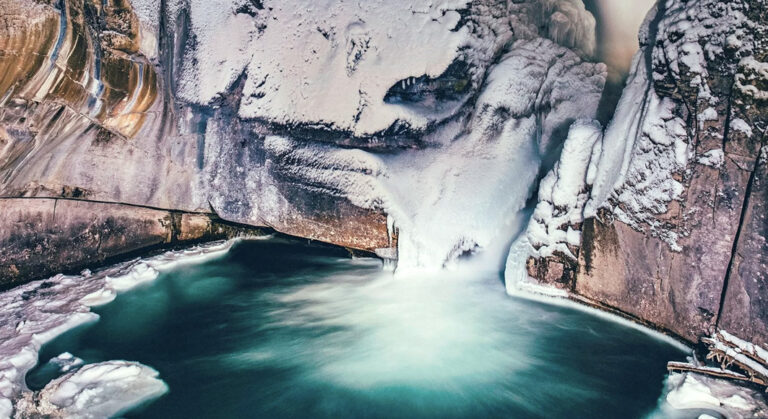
[521, 0, 768, 347]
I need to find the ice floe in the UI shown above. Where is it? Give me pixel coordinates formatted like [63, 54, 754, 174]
[0, 240, 235, 418]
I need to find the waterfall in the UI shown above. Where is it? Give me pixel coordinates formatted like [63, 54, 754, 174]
[376, 38, 607, 275]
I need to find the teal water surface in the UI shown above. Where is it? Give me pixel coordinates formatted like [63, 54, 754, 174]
[29, 238, 686, 418]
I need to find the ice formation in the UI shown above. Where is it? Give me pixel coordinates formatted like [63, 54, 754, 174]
[15, 361, 168, 419]
[177, 0, 607, 272]
[175, 0, 504, 135]
[652, 372, 768, 418]
[0, 241, 234, 417]
[525, 119, 604, 261]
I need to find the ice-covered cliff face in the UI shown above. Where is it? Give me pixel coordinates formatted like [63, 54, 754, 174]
[516, 0, 768, 346]
[2, 0, 767, 349]
[0, 0, 609, 272]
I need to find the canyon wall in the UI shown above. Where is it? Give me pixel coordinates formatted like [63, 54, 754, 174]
[524, 0, 768, 346]
[0, 0, 394, 288]
[1, 0, 767, 348]
[1, 0, 603, 283]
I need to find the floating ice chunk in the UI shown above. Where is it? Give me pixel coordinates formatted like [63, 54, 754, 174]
[35, 361, 168, 419]
[49, 352, 84, 373]
[654, 372, 768, 418]
[665, 374, 721, 409]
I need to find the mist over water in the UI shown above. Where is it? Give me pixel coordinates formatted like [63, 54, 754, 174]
[29, 238, 685, 418]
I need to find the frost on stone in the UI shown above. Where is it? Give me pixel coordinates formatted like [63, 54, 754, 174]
[166, 0, 606, 140]
[730, 118, 754, 138]
[174, 0, 503, 136]
[736, 57, 768, 102]
[698, 149, 725, 169]
[595, 80, 690, 251]
[506, 0, 597, 58]
[128, 0, 161, 58]
[581, 0, 764, 253]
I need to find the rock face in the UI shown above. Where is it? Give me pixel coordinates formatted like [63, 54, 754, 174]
[0, 198, 262, 287]
[522, 0, 768, 346]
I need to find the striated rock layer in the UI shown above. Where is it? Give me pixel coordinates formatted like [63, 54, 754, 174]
[0, 197, 265, 286]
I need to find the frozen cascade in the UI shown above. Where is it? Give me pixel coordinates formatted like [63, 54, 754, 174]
[366, 1, 654, 275]
[378, 38, 606, 273]
[131, 0, 619, 275]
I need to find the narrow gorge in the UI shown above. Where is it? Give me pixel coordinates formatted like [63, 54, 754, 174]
[0, 0, 767, 417]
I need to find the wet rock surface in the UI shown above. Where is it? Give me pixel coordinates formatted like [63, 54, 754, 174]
[0, 198, 264, 287]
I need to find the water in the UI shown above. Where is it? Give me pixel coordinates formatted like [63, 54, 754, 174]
[28, 238, 685, 418]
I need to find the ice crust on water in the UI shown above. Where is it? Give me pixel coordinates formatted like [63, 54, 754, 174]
[0, 241, 234, 417]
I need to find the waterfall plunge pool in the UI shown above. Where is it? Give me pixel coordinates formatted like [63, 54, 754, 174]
[27, 238, 687, 418]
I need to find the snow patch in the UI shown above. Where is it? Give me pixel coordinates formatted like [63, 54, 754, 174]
[736, 57, 768, 101]
[526, 119, 603, 260]
[698, 149, 724, 169]
[730, 118, 753, 138]
[697, 107, 719, 129]
[40, 362, 168, 418]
